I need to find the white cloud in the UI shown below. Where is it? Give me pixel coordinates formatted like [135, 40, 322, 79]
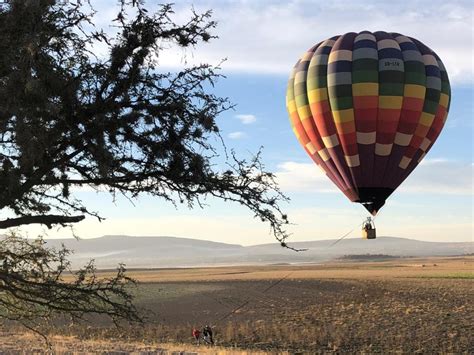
[275, 161, 338, 193]
[418, 158, 450, 166]
[400, 158, 473, 195]
[146, 0, 472, 84]
[88, 1, 473, 84]
[236, 114, 257, 124]
[228, 131, 246, 139]
[275, 159, 473, 195]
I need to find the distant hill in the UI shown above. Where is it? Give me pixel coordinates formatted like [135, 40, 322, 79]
[41, 235, 473, 269]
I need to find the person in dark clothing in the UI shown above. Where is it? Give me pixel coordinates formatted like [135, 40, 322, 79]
[202, 325, 214, 344]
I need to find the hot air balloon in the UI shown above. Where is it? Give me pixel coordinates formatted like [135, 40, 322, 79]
[286, 31, 451, 218]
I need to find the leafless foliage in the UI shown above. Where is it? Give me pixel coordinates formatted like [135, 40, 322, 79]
[0, 0, 290, 244]
[0, 0, 293, 338]
[0, 232, 141, 339]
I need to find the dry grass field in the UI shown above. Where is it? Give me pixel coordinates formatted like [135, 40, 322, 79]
[0, 256, 472, 353]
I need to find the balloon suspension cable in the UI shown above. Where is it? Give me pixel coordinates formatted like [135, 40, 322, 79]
[215, 206, 387, 322]
[328, 222, 363, 248]
[329, 204, 386, 248]
[217, 271, 294, 322]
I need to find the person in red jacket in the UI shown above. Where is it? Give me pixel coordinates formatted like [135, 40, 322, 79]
[192, 328, 201, 345]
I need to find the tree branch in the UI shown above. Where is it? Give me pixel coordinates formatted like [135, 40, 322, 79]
[0, 215, 85, 229]
[0, 233, 142, 336]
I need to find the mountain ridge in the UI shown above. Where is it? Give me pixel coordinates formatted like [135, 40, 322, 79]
[43, 234, 471, 246]
[39, 235, 472, 269]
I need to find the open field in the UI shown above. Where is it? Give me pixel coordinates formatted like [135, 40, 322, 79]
[0, 256, 472, 353]
[109, 255, 474, 282]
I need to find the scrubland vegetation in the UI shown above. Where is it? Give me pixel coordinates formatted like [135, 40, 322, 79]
[1, 257, 472, 353]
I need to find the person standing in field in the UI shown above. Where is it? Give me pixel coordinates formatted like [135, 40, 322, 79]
[192, 328, 201, 345]
[202, 325, 214, 344]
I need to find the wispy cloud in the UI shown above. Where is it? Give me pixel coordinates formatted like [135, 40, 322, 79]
[400, 158, 473, 195]
[235, 114, 257, 124]
[275, 159, 473, 195]
[89, 1, 473, 84]
[275, 161, 338, 193]
[147, 0, 472, 84]
[418, 158, 450, 166]
[228, 131, 247, 140]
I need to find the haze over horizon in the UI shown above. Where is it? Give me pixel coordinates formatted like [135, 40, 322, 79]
[37, 233, 473, 245]
[16, 0, 473, 245]
[40, 235, 473, 269]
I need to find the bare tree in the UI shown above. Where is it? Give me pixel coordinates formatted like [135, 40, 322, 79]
[0, 0, 290, 333]
[0, 232, 140, 339]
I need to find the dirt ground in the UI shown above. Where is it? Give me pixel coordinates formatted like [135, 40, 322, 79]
[120, 255, 473, 282]
[0, 256, 472, 354]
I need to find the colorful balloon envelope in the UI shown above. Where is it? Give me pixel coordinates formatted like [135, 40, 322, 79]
[286, 31, 450, 215]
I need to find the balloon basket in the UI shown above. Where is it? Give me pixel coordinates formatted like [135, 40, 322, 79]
[362, 228, 376, 239]
[362, 217, 376, 239]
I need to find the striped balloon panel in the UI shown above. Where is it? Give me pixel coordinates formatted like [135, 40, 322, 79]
[327, 33, 362, 190]
[286, 58, 351, 198]
[382, 33, 426, 188]
[372, 31, 405, 187]
[392, 37, 442, 186]
[286, 31, 451, 214]
[399, 42, 451, 185]
[352, 31, 378, 188]
[306, 37, 359, 200]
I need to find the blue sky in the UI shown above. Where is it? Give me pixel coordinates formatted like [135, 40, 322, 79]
[23, 0, 473, 244]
